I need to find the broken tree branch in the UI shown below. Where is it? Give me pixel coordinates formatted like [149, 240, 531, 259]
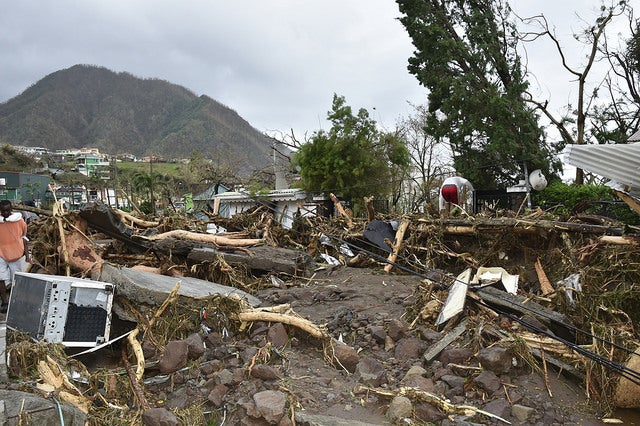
[354, 385, 510, 424]
[384, 219, 410, 273]
[329, 193, 353, 228]
[138, 229, 263, 246]
[114, 209, 159, 228]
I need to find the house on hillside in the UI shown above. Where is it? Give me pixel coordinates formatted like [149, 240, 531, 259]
[76, 153, 111, 179]
[0, 171, 50, 206]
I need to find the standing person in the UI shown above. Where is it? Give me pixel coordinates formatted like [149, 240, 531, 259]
[0, 200, 29, 313]
[439, 176, 474, 217]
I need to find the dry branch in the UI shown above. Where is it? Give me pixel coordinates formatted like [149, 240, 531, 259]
[114, 209, 159, 228]
[138, 229, 263, 246]
[329, 193, 353, 228]
[233, 310, 329, 340]
[354, 385, 510, 424]
[384, 219, 410, 273]
[535, 258, 554, 295]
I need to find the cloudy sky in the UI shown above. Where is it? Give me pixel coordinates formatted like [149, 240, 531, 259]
[0, 1, 632, 143]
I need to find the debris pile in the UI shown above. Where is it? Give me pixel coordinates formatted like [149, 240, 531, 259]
[2, 200, 639, 425]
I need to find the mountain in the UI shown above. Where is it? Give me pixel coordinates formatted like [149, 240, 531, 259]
[0, 64, 279, 177]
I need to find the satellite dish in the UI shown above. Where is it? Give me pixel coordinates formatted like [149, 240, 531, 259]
[528, 169, 547, 191]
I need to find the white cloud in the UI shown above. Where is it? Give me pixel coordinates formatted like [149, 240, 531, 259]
[0, 0, 632, 154]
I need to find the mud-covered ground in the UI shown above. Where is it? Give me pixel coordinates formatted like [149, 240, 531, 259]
[2, 206, 639, 425]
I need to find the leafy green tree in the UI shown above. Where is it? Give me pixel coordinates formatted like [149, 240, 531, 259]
[396, 0, 561, 189]
[293, 94, 410, 209]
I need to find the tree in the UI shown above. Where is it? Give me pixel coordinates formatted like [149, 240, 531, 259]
[293, 94, 410, 210]
[397, 103, 452, 211]
[590, 5, 640, 144]
[517, 1, 629, 184]
[396, 0, 561, 189]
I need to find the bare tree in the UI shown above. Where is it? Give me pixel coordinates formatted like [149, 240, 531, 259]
[396, 103, 452, 212]
[517, 2, 629, 184]
[592, 6, 640, 140]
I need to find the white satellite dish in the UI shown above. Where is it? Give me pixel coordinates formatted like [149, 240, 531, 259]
[528, 169, 547, 191]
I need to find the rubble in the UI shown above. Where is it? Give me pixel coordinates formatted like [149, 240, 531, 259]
[0, 200, 638, 424]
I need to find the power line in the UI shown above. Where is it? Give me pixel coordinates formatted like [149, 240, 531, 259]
[232, 188, 640, 384]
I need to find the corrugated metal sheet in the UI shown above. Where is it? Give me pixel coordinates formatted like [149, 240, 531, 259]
[564, 143, 640, 196]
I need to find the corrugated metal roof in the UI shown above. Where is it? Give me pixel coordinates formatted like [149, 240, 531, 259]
[628, 129, 640, 142]
[214, 188, 308, 203]
[564, 142, 640, 196]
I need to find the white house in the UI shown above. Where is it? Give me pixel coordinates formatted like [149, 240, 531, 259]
[213, 188, 325, 229]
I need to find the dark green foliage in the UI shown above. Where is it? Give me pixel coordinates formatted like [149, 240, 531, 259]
[0, 65, 276, 178]
[535, 181, 639, 225]
[396, 0, 562, 188]
[0, 144, 41, 171]
[293, 95, 410, 207]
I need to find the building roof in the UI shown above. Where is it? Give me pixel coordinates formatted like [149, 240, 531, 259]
[564, 142, 640, 196]
[215, 188, 308, 203]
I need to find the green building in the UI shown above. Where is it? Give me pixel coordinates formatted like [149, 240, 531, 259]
[0, 171, 50, 206]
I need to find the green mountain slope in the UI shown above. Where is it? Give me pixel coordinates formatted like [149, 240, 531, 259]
[0, 64, 277, 176]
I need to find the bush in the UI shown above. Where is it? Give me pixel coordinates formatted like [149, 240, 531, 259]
[534, 181, 639, 225]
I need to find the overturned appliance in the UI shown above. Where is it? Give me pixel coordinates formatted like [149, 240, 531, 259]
[7, 272, 114, 347]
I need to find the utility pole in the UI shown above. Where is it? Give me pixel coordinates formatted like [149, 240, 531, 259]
[150, 156, 156, 216]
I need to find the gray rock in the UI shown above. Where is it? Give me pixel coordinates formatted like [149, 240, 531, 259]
[368, 325, 387, 344]
[142, 407, 180, 426]
[184, 333, 205, 360]
[207, 384, 229, 407]
[414, 402, 447, 423]
[474, 370, 502, 393]
[394, 337, 426, 361]
[387, 319, 410, 341]
[158, 340, 189, 374]
[387, 396, 413, 422]
[295, 411, 385, 425]
[402, 365, 427, 381]
[214, 368, 234, 385]
[333, 343, 359, 373]
[440, 374, 465, 389]
[356, 357, 387, 387]
[439, 347, 473, 365]
[267, 322, 289, 348]
[250, 364, 280, 381]
[483, 399, 511, 420]
[253, 390, 286, 424]
[512, 404, 536, 422]
[0, 389, 86, 425]
[477, 346, 512, 373]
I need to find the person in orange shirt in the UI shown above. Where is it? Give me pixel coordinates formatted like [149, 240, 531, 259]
[0, 200, 30, 313]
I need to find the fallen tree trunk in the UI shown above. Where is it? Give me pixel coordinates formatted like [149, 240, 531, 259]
[188, 246, 315, 276]
[416, 217, 624, 235]
[139, 229, 263, 246]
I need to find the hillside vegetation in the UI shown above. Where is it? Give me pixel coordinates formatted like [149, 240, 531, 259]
[0, 64, 276, 177]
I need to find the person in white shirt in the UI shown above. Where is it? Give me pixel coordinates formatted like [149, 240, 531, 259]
[439, 176, 474, 217]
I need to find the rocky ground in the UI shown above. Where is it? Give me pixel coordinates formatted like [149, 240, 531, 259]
[104, 267, 606, 425]
[1, 205, 638, 425]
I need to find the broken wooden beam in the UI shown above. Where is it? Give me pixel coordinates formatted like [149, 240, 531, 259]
[423, 320, 468, 363]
